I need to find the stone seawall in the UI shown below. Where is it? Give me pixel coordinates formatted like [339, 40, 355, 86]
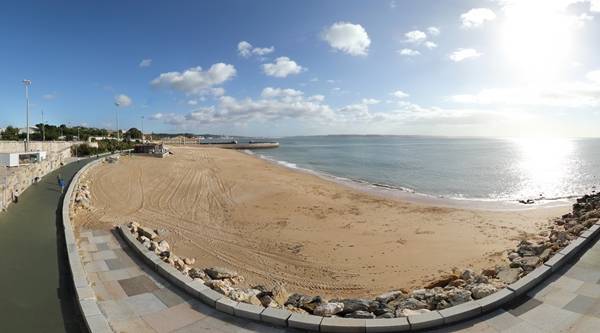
[0, 141, 73, 154]
[0, 141, 73, 211]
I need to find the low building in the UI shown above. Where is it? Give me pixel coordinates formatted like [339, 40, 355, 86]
[0, 151, 47, 167]
[133, 143, 168, 157]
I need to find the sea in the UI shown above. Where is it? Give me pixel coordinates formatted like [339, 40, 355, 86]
[248, 135, 600, 206]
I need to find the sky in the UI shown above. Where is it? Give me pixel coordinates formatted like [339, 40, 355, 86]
[1, 0, 600, 137]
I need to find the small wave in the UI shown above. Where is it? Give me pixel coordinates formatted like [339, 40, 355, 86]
[252, 153, 587, 207]
[276, 160, 298, 169]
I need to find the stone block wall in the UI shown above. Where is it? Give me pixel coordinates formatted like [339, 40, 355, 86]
[0, 141, 73, 154]
[0, 141, 73, 210]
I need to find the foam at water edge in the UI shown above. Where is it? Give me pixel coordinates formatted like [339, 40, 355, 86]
[247, 152, 575, 210]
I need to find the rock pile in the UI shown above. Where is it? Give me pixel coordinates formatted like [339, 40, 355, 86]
[73, 183, 92, 210]
[124, 193, 600, 319]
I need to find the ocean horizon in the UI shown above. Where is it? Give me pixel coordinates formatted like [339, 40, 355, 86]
[252, 135, 600, 204]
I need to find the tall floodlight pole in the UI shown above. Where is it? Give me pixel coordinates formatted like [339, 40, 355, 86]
[41, 109, 45, 142]
[22, 80, 31, 151]
[141, 115, 144, 141]
[114, 102, 120, 140]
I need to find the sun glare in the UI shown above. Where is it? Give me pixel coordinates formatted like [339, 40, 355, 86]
[500, 1, 577, 82]
[512, 137, 576, 199]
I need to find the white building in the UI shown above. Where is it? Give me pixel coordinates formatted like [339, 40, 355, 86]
[17, 126, 39, 135]
[0, 151, 47, 167]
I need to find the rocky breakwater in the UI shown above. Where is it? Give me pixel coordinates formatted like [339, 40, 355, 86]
[124, 193, 600, 321]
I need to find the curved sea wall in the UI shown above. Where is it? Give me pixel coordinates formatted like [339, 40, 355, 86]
[115, 197, 600, 331]
[62, 154, 115, 332]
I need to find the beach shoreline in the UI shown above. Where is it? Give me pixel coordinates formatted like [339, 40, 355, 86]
[73, 146, 570, 298]
[242, 148, 575, 212]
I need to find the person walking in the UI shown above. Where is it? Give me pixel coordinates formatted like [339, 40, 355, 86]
[57, 175, 65, 194]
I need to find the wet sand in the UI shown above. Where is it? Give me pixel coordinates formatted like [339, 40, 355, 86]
[73, 147, 569, 298]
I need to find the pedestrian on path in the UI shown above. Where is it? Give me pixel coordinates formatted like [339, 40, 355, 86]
[57, 175, 65, 194]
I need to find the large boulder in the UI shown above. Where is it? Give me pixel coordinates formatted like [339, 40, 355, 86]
[460, 269, 476, 282]
[447, 288, 472, 305]
[137, 226, 158, 240]
[205, 267, 238, 280]
[515, 256, 540, 272]
[206, 279, 234, 295]
[334, 299, 370, 315]
[258, 294, 278, 308]
[285, 294, 323, 313]
[189, 268, 208, 281]
[539, 248, 552, 261]
[313, 302, 344, 317]
[375, 291, 405, 304]
[497, 267, 522, 284]
[396, 297, 428, 310]
[424, 274, 459, 289]
[471, 284, 497, 299]
[517, 240, 546, 256]
[345, 310, 375, 319]
[272, 284, 289, 306]
[157, 240, 170, 253]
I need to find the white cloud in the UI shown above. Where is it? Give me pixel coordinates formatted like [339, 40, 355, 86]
[362, 98, 380, 105]
[321, 22, 371, 56]
[449, 48, 482, 62]
[390, 1, 397, 9]
[237, 41, 274, 58]
[262, 57, 305, 78]
[392, 90, 410, 99]
[151, 63, 236, 95]
[586, 70, 600, 83]
[450, 72, 600, 107]
[424, 41, 437, 49]
[398, 48, 421, 56]
[260, 87, 304, 99]
[187, 100, 198, 106]
[427, 26, 440, 36]
[592, 0, 600, 12]
[404, 30, 427, 43]
[150, 85, 510, 134]
[115, 94, 132, 107]
[139, 59, 152, 67]
[461, 8, 496, 28]
[151, 88, 333, 127]
[43, 93, 56, 100]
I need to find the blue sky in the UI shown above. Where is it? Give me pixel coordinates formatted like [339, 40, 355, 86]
[1, 0, 600, 137]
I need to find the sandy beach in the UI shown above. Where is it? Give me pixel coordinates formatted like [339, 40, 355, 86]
[74, 147, 569, 298]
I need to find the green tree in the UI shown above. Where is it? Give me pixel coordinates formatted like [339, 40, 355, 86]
[125, 127, 143, 139]
[1, 126, 19, 140]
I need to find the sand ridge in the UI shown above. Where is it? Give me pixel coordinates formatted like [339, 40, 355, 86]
[74, 147, 568, 298]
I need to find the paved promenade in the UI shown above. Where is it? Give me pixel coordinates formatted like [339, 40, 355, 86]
[0, 160, 86, 332]
[79, 226, 600, 333]
[78, 228, 301, 332]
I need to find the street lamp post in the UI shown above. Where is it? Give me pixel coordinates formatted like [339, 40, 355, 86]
[41, 109, 45, 143]
[141, 115, 144, 142]
[114, 102, 120, 140]
[22, 80, 31, 151]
